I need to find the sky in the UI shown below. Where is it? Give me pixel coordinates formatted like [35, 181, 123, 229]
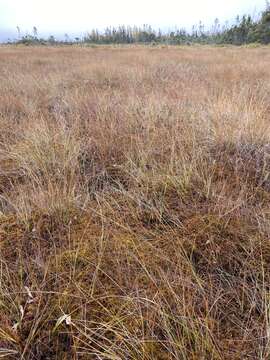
[0, 0, 267, 40]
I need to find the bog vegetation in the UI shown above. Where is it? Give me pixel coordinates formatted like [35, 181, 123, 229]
[12, 4, 270, 46]
[1, 45, 270, 359]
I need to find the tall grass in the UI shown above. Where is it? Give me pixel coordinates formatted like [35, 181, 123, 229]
[0, 45, 270, 359]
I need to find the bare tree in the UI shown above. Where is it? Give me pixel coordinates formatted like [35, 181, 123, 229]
[33, 26, 38, 38]
[16, 26, 21, 39]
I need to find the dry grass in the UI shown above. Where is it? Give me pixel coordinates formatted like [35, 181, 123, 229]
[0, 45, 270, 359]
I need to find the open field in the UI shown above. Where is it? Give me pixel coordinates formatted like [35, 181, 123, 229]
[0, 45, 270, 359]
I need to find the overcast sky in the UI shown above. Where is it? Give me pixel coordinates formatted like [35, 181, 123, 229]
[0, 0, 267, 40]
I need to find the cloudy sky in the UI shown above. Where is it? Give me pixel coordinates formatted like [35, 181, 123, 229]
[0, 0, 267, 40]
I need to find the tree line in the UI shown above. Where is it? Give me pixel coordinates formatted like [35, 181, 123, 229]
[12, 4, 270, 46]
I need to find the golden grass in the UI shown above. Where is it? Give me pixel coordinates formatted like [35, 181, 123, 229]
[0, 45, 270, 359]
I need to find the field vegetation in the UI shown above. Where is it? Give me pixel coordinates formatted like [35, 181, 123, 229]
[0, 45, 270, 359]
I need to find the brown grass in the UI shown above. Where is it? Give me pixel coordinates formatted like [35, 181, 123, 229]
[0, 45, 270, 359]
